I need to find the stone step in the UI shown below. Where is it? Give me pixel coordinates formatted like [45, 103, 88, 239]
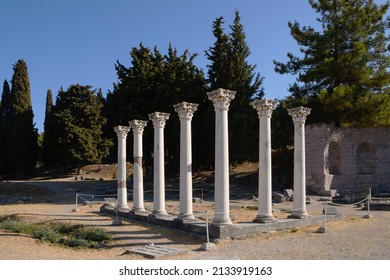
[125, 244, 186, 259]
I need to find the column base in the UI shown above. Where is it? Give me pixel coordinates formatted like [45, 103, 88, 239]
[118, 205, 130, 213]
[129, 208, 149, 217]
[288, 211, 309, 219]
[151, 210, 169, 218]
[175, 213, 196, 222]
[253, 214, 276, 224]
[212, 214, 232, 225]
[131, 206, 147, 213]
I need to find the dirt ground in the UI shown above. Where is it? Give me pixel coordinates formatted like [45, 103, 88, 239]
[0, 165, 389, 260]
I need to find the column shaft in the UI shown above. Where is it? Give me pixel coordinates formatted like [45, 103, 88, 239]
[256, 117, 274, 222]
[214, 108, 230, 224]
[252, 99, 277, 223]
[129, 120, 148, 214]
[292, 122, 307, 217]
[178, 118, 193, 219]
[114, 126, 131, 211]
[174, 102, 198, 221]
[154, 126, 166, 215]
[149, 112, 170, 217]
[288, 106, 311, 219]
[207, 88, 236, 225]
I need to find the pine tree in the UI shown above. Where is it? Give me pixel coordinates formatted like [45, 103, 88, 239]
[52, 85, 112, 167]
[0, 80, 12, 174]
[274, 0, 390, 127]
[8, 60, 38, 175]
[206, 11, 265, 163]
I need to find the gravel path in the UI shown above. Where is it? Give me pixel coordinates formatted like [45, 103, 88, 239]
[1, 200, 389, 260]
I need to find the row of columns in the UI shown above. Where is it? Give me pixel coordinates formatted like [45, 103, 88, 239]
[114, 88, 311, 225]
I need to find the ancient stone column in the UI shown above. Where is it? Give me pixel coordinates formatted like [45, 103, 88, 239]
[288, 106, 311, 219]
[114, 126, 131, 212]
[207, 88, 236, 225]
[252, 99, 277, 223]
[174, 101, 198, 221]
[148, 112, 170, 217]
[129, 119, 148, 214]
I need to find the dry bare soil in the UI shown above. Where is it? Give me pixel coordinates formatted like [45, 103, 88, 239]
[0, 163, 389, 260]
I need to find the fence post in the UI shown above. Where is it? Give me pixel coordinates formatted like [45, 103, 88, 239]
[72, 193, 80, 212]
[205, 211, 209, 244]
[364, 189, 372, 219]
[317, 201, 327, 233]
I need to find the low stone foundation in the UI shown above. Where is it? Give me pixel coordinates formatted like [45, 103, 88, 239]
[100, 204, 336, 239]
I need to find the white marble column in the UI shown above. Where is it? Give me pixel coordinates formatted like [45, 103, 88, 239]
[174, 101, 198, 221]
[129, 119, 148, 214]
[148, 112, 170, 217]
[207, 88, 236, 225]
[114, 126, 131, 212]
[252, 99, 277, 223]
[288, 106, 311, 219]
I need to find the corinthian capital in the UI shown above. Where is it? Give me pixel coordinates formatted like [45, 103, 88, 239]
[251, 99, 278, 118]
[287, 106, 311, 124]
[207, 88, 236, 110]
[114, 125, 131, 138]
[129, 120, 148, 134]
[173, 101, 199, 120]
[148, 112, 170, 128]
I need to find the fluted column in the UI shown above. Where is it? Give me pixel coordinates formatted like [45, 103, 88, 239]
[129, 119, 148, 214]
[114, 126, 131, 212]
[252, 99, 277, 223]
[174, 102, 198, 221]
[288, 106, 311, 219]
[207, 88, 236, 225]
[148, 112, 170, 217]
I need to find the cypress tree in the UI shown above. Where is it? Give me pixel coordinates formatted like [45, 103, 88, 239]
[42, 89, 56, 167]
[8, 60, 38, 175]
[0, 80, 12, 174]
[206, 11, 265, 163]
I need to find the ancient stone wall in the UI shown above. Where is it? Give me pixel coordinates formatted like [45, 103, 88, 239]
[306, 123, 390, 196]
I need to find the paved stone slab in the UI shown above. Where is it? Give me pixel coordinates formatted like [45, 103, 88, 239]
[126, 244, 186, 259]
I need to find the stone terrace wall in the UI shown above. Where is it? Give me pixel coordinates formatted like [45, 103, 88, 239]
[306, 123, 390, 196]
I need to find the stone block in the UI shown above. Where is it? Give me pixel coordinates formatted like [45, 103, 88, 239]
[323, 206, 338, 215]
[283, 189, 294, 198]
[200, 242, 216, 251]
[272, 192, 285, 203]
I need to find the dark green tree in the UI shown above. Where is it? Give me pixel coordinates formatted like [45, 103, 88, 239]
[42, 89, 57, 167]
[52, 84, 112, 167]
[8, 60, 38, 175]
[206, 11, 265, 163]
[0, 80, 12, 174]
[104, 43, 207, 171]
[274, 0, 390, 127]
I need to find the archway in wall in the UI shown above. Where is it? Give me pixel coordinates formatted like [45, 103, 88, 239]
[356, 142, 375, 175]
[327, 141, 341, 175]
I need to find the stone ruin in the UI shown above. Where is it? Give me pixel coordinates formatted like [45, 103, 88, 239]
[102, 88, 329, 238]
[306, 123, 390, 197]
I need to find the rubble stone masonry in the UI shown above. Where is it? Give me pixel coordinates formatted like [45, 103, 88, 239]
[305, 123, 390, 196]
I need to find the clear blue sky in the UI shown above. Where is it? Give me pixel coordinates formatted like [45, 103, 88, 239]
[0, 0, 388, 133]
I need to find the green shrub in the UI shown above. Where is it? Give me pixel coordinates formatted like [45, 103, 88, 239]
[61, 237, 96, 248]
[0, 216, 112, 249]
[72, 227, 112, 243]
[33, 228, 62, 243]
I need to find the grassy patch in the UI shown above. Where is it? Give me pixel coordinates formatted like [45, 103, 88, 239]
[0, 215, 112, 248]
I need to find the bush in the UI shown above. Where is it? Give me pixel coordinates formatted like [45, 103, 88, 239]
[0, 216, 112, 249]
